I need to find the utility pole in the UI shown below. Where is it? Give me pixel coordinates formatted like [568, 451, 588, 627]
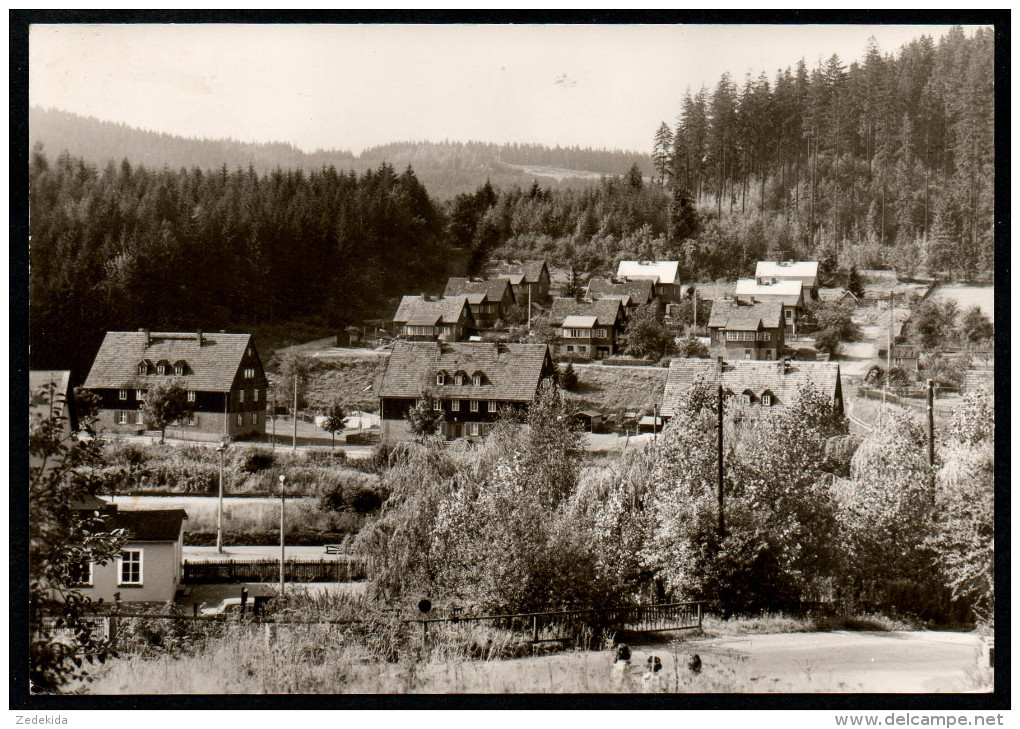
[882, 292, 894, 418]
[926, 378, 935, 469]
[216, 443, 227, 554]
[279, 474, 286, 598]
[717, 384, 725, 538]
[292, 371, 298, 453]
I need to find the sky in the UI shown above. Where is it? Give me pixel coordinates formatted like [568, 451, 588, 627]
[29, 23, 975, 155]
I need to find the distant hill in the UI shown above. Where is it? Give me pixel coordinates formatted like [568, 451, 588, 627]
[29, 107, 651, 199]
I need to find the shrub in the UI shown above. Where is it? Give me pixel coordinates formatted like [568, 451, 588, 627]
[559, 362, 579, 391]
[233, 447, 276, 475]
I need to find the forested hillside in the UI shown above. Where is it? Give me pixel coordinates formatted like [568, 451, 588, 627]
[28, 150, 449, 378]
[653, 26, 994, 279]
[29, 107, 651, 200]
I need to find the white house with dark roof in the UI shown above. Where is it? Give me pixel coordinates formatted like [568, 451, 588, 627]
[378, 341, 555, 442]
[392, 294, 476, 341]
[660, 357, 843, 420]
[70, 498, 188, 603]
[83, 330, 268, 440]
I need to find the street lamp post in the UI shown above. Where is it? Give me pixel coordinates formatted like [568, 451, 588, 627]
[278, 474, 286, 597]
[216, 443, 228, 554]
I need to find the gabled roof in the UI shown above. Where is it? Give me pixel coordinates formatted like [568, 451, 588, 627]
[443, 277, 516, 303]
[661, 358, 841, 417]
[616, 260, 680, 285]
[818, 287, 860, 303]
[548, 297, 624, 327]
[84, 332, 255, 393]
[379, 341, 552, 401]
[586, 277, 655, 305]
[755, 261, 819, 281]
[393, 295, 472, 326]
[735, 278, 804, 306]
[708, 300, 784, 330]
[489, 259, 548, 284]
[113, 509, 188, 542]
[562, 315, 599, 328]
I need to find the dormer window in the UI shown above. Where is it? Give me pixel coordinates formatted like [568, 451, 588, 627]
[137, 361, 149, 375]
[455, 373, 464, 386]
[472, 372, 483, 386]
[174, 360, 187, 376]
[742, 390, 754, 405]
[436, 372, 446, 386]
[761, 394, 773, 406]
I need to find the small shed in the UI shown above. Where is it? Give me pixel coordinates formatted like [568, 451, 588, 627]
[637, 414, 665, 434]
[571, 410, 603, 432]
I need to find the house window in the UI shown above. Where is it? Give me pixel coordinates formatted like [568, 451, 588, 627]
[137, 363, 147, 375]
[157, 364, 166, 375]
[488, 401, 497, 413]
[119, 389, 128, 400]
[762, 394, 772, 406]
[595, 328, 607, 339]
[239, 390, 245, 403]
[455, 374, 464, 385]
[119, 550, 143, 585]
[236, 413, 243, 426]
[187, 390, 196, 402]
[254, 389, 260, 402]
[175, 363, 185, 375]
[116, 411, 128, 425]
[744, 350, 752, 360]
[433, 400, 443, 411]
[135, 411, 145, 425]
[183, 413, 196, 426]
[785, 310, 793, 320]
[251, 412, 258, 424]
[451, 400, 460, 412]
[136, 389, 146, 401]
[473, 374, 482, 386]
[470, 400, 479, 412]
[469, 423, 480, 436]
[436, 373, 445, 385]
[70, 560, 93, 587]
[566, 345, 574, 353]
[757, 331, 771, 341]
[743, 393, 753, 404]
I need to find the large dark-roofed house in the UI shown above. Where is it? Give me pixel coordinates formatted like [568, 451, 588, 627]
[586, 277, 656, 313]
[708, 300, 786, 360]
[83, 330, 268, 441]
[392, 295, 476, 341]
[443, 277, 517, 328]
[378, 341, 555, 442]
[548, 297, 626, 360]
[661, 357, 843, 420]
[488, 259, 551, 305]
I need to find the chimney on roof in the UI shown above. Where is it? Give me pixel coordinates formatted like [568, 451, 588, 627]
[139, 328, 150, 347]
[196, 329, 203, 346]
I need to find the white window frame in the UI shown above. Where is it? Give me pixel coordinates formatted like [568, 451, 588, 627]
[187, 390, 196, 402]
[785, 309, 794, 321]
[175, 364, 185, 376]
[119, 389, 128, 400]
[254, 389, 260, 402]
[236, 413, 243, 426]
[251, 412, 258, 424]
[137, 363, 147, 375]
[472, 374, 482, 386]
[450, 400, 460, 412]
[469, 400, 479, 412]
[595, 328, 607, 339]
[136, 389, 146, 401]
[455, 374, 464, 386]
[744, 350, 752, 360]
[118, 549, 143, 586]
[488, 400, 497, 413]
[433, 399, 443, 412]
[116, 411, 128, 425]
[436, 373, 445, 386]
[183, 413, 196, 426]
[762, 394, 772, 406]
[239, 390, 245, 403]
[157, 364, 166, 375]
[757, 331, 771, 341]
[135, 411, 144, 425]
[743, 393, 753, 404]
[469, 422, 480, 436]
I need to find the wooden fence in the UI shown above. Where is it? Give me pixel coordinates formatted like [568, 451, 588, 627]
[182, 557, 372, 584]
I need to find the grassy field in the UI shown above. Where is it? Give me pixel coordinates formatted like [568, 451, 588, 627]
[564, 364, 668, 415]
[928, 284, 995, 322]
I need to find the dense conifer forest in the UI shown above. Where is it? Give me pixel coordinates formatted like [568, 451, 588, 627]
[27, 27, 994, 377]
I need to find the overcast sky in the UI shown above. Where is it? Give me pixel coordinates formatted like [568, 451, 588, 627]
[30, 23, 974, 154]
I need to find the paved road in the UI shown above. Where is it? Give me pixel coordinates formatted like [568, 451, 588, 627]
[690, 631, 985, 692]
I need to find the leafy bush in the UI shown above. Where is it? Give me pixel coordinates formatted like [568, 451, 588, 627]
[233, 447, 276, 475]
[559, 362, 579, 391]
